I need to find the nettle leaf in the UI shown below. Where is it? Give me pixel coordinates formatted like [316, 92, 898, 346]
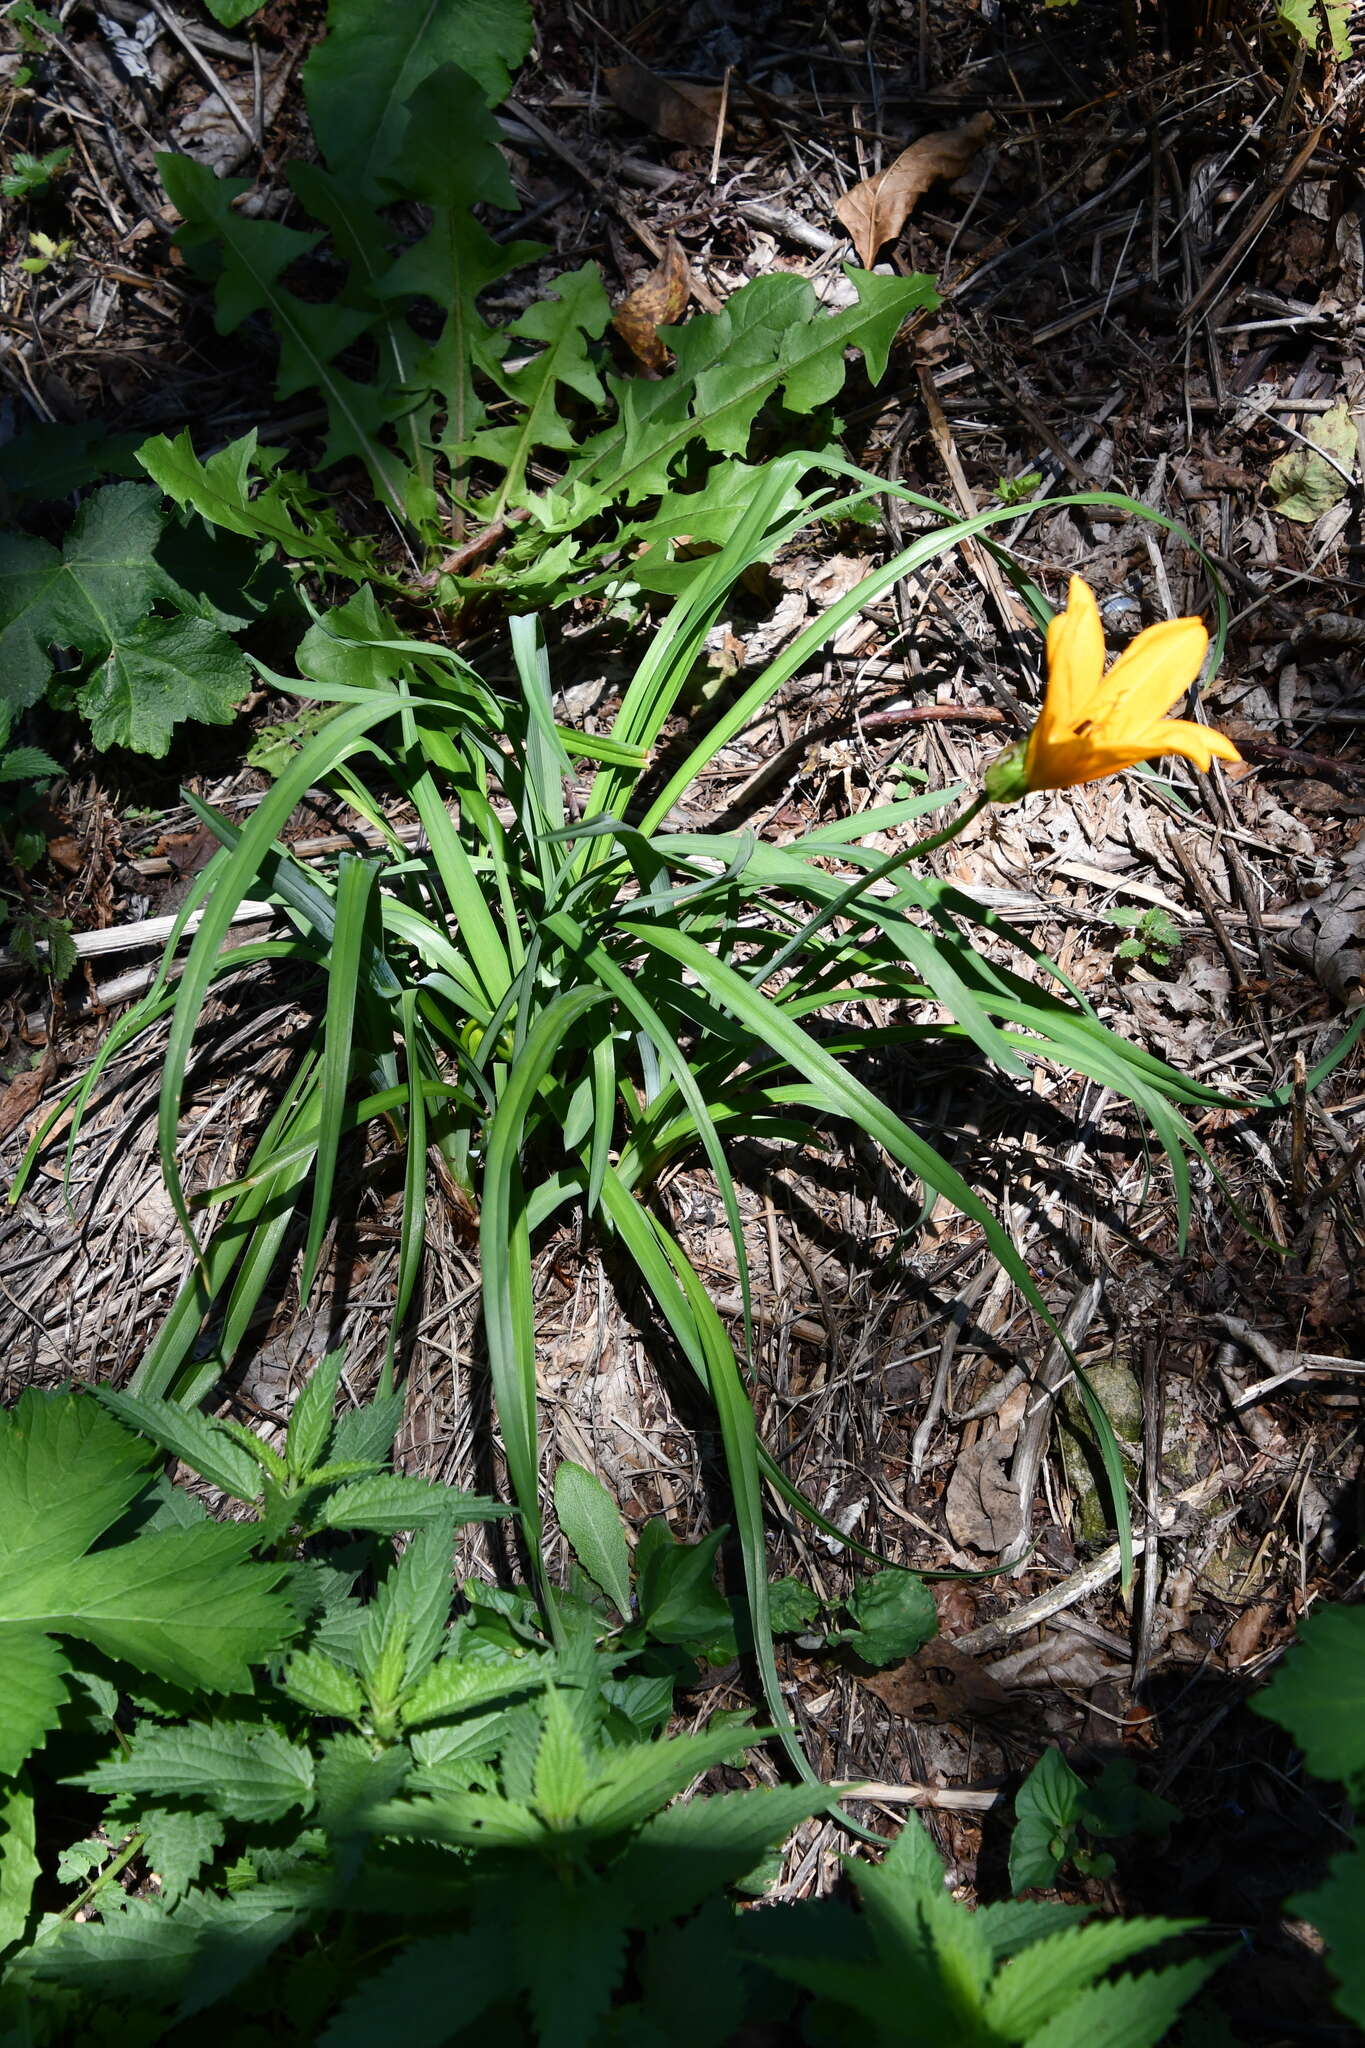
[138, 1807, 226, 1905]
[303, 0, 534, 198]
[554, 268, 937, 525]
[77, 1720, 315, 1825]
[0, 1633, 72, 1779]
[400, 1653, 544, 1730]
[0, 482, 177, 719]
[0, 1773, 41, 1950]
[0, 1392, 295, 1774]
[316, 1930, 506, 2048]
[1290, 1832, 1365, 2027]
[1255, 1605, 1365, 1795]
[157, 156, 411, 518]
[96, 1388, 263, 1503]
[310, 1473, 507, 1535]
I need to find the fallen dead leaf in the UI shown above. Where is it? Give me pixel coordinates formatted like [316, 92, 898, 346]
[944, 1419, 1022, 1556]
[1267, 401, 1357, 524]
[0, 1052, 56, 1145]
[612, 237, 691, 374]
[861, 1641, 1011, 1722]
[1225, 1600, 1276, 1668]
[1279, 875, 1365, 1007]
[605, 62, 724, 149]
[834, 113, 995, 268]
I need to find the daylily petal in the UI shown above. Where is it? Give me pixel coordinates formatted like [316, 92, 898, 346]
[1042, 574, 1105, 734]
[1088, 615, 1209, 740]
[1129, 717, 1243, 774]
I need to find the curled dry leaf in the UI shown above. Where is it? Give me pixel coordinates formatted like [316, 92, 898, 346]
[944, 1418, 1023, 1556]
[611, 237, 692, 375]
[1279, 874, 1365, 1007]
[834, 112, 995, 268]
[605, 61, 725, 149]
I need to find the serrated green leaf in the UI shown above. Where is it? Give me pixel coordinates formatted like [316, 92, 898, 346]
[0, 1771, 40, 1950]
[315, 1732, 411, 1833]
[1021, 1955, 1217, 2048]
[371, 1790, 546, 1849]
[7, 1522, 293, 1693]
[316, 1930, 505, 2048]
[0, 484, 176, 718]
[556, 268, 936, 524]
[575, 1727, 754, 1839]
[286, 1348, 348, 1480]
[0, 744, 62, 782]
[378, 65, 543, 465]
[985, 1916, 1198, 2037]
[156, 157, 410, 518]
[532, 1690, 591, 1830]
[303, 0, 533, 197]
[554, 1462, 632, 1618]
[400, 1652, 543, 1730]
[138, 1807, 225, 1905]
[75, 613, 250, 755]
[76, 1720, 315, 1824]
[330, 1389, 404, 1468]
[0, 1389, 153, 1572]
[465, 263, 611, 516]
[137, 429, 369, 576]
[0, 1631, 72, 1779]
[95, 1389, 262, 1503]
[608, 1784, 832, 1927]
[1289, 1832, 1365, 2026]
[311, 1473, 507, 1534]
[281, 1648, 365, 1721]
[1255, 1606, 1365, 1793]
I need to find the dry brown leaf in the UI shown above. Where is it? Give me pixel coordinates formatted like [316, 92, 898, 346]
[605, 61, 724, 149]
[611, 237, 691, 375]
[861, 1642, 1011, 1723]
[0, 1052, 55, 1145]
[834, 112, 995, 267]
[944, 1423, 1022, 1555]
[1279, 874, 1365, 1006]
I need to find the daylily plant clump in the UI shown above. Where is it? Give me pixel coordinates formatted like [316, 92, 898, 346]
[986, 573, 1242, 801]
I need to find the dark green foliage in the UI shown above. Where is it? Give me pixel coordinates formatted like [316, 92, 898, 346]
[1008, 1750, 1177, 1893]
[1257, 1603, 1365, 2026]
[0, 1380, 1214, 2044]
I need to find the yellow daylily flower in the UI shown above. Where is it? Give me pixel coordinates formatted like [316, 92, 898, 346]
[985, 575, 1242, 802]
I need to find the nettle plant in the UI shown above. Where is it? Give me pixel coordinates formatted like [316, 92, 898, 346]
[0, 1374, 1217, 2046]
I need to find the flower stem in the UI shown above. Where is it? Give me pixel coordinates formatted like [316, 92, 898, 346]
[760, 788, 991, 983]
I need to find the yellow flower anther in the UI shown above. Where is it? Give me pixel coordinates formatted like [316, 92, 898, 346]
[987, 574, 1242, 802]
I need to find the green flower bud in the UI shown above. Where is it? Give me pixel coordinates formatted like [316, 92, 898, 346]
[983, 740, 1032, 805]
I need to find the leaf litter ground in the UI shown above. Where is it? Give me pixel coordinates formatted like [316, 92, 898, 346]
[1, 3, 1364, 2037]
